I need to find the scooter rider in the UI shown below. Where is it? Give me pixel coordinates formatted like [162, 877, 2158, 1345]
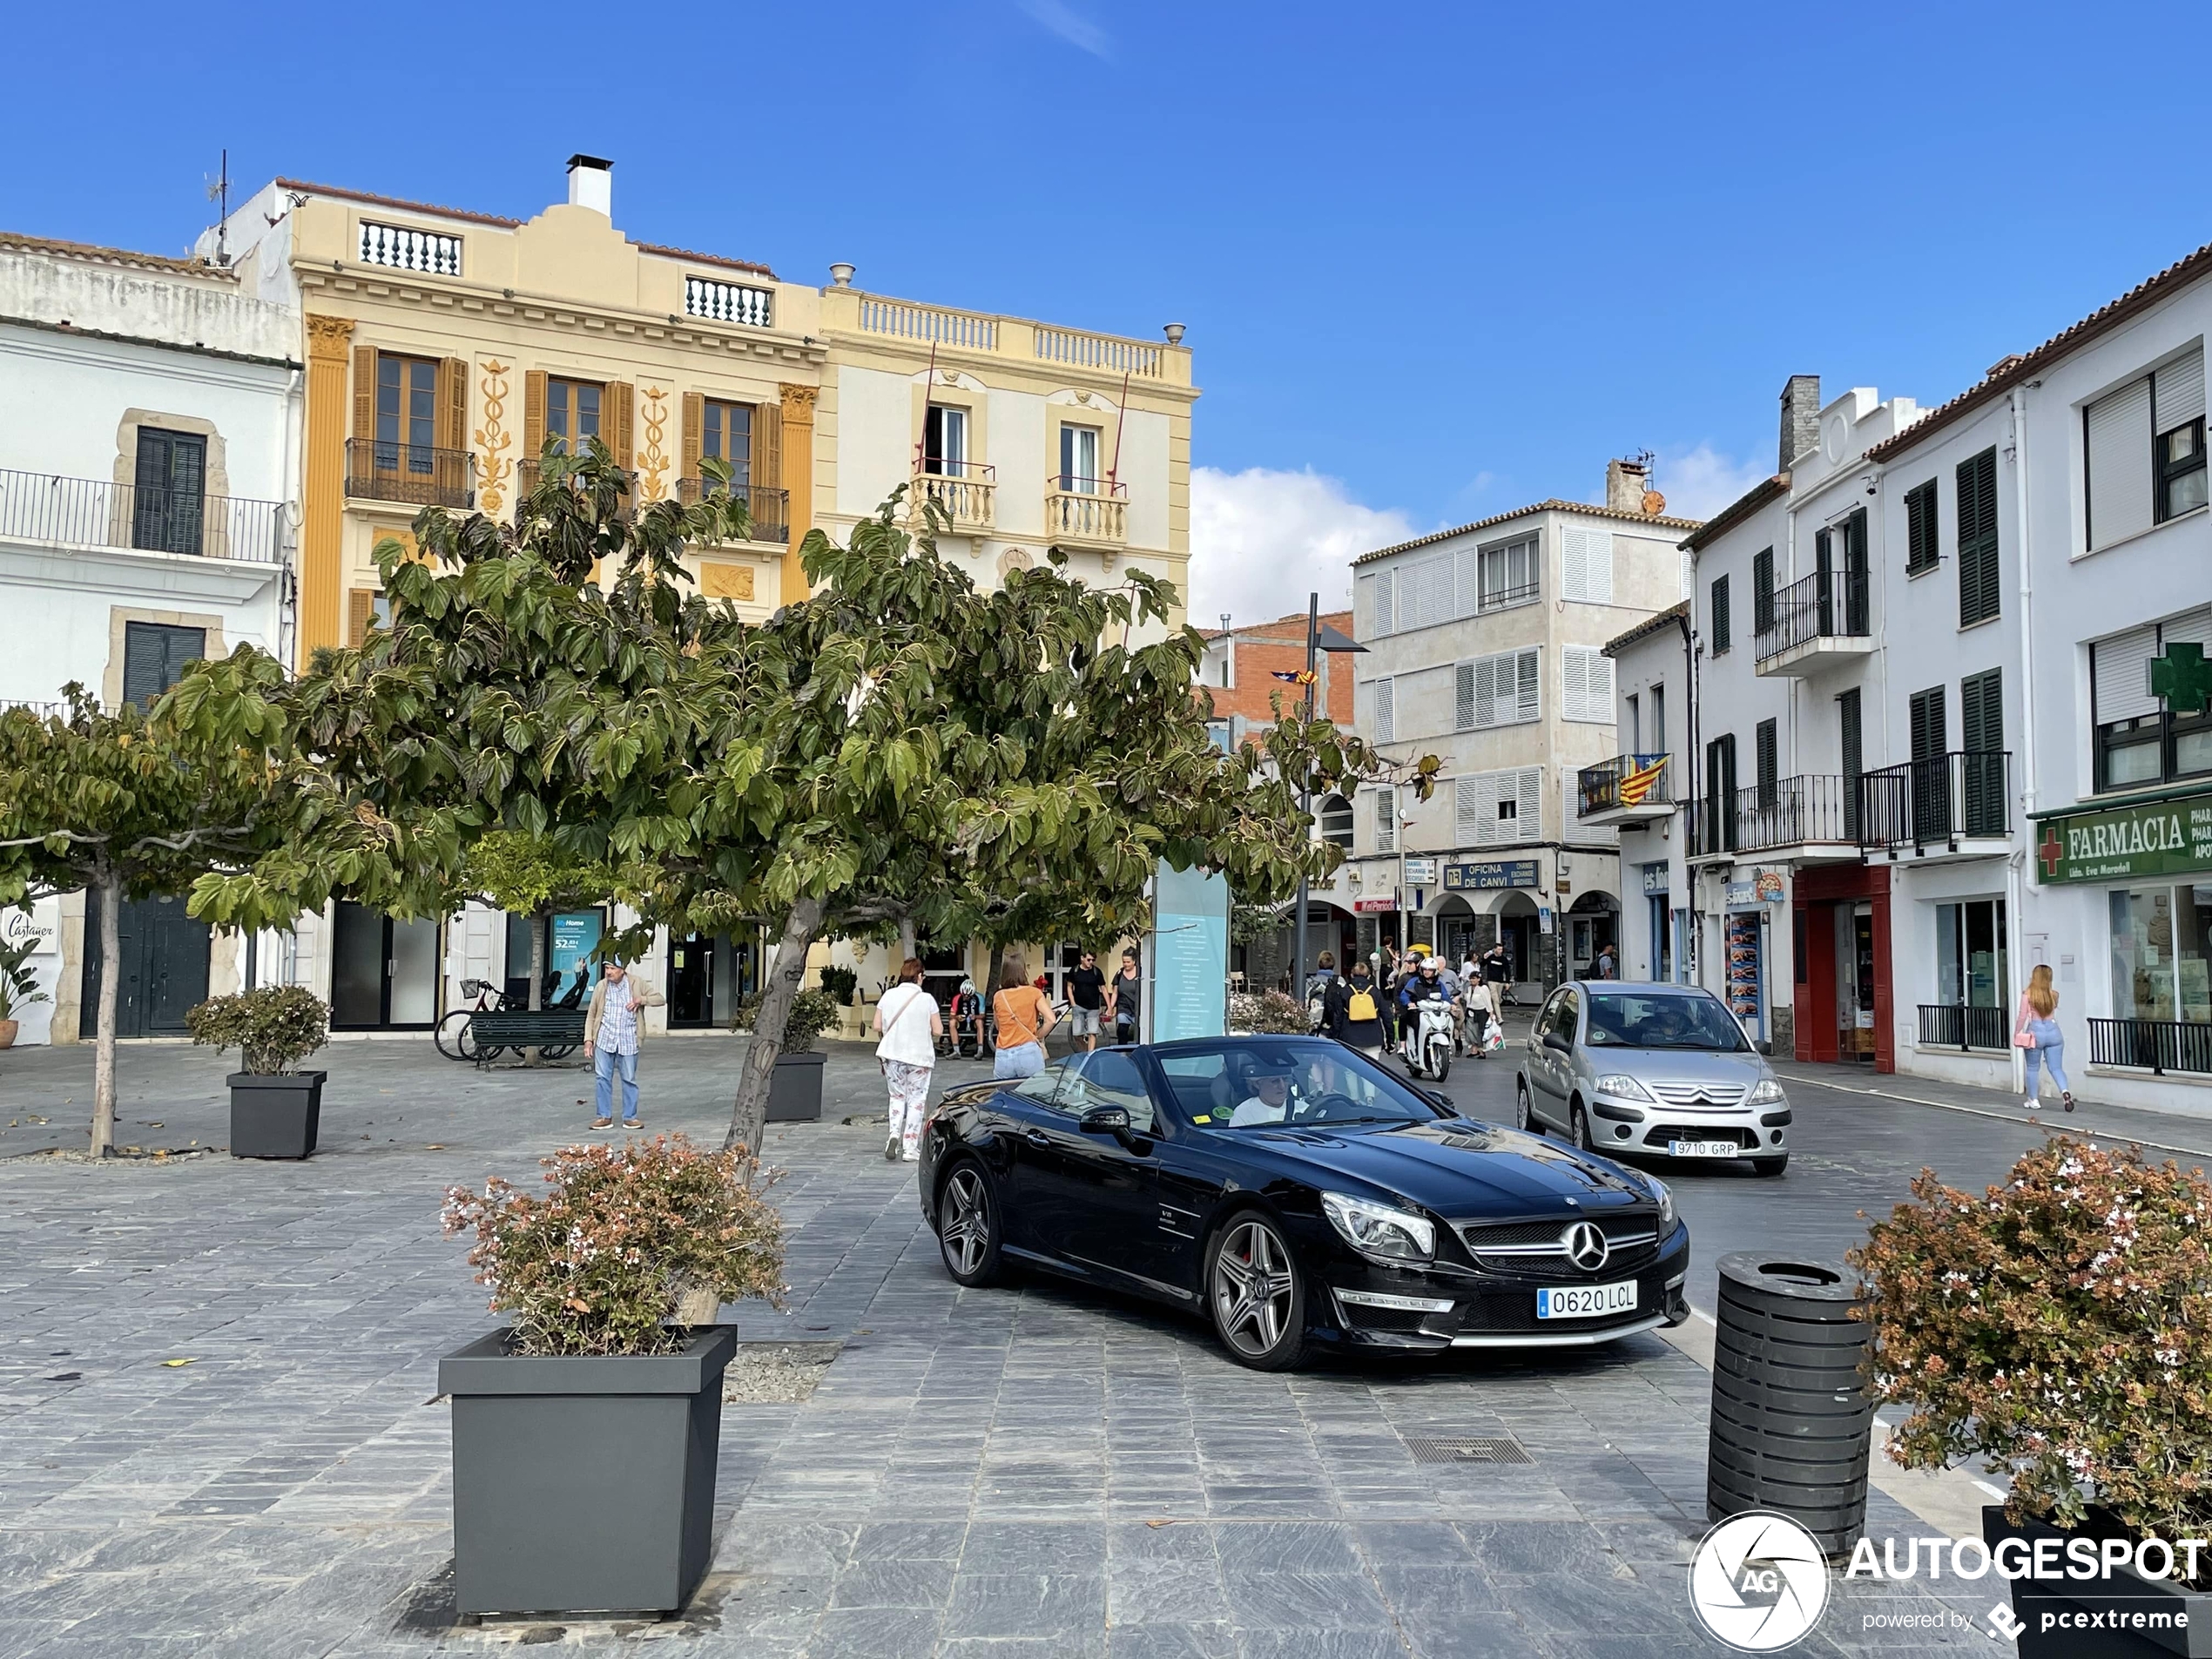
[1399, 958, 1454, 1065]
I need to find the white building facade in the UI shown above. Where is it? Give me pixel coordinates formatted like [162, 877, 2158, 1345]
[1601, 248, 2212, 1111]
[1349, 462, 1697, 989]
[0, 234, 300, 1045]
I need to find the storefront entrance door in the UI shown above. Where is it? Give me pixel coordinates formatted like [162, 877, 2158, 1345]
[332, 902, 440, 1029]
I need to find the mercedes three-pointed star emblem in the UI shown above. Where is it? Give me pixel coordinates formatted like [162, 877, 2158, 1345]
[1563, 1220, 1609, 1272]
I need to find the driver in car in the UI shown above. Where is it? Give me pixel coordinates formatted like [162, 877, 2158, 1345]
[1227, 1056, 1304, 1125]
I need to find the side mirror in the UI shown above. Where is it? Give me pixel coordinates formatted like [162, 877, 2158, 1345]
[1078, 1105, 1132, 1135]
[1541, 1030, 1570, 1053]
[1427, 1089, 1454, 1110]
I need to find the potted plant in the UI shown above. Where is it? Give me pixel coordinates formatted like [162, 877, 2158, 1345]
[186, 986, 330, 1158]
[768, 988, 840, 1122]
[1853, 1136, 2212, 1657]
[440, 1137, 785, 1616]
[1230, 989, 1310, 1035]
[0, 915, 49, 1049]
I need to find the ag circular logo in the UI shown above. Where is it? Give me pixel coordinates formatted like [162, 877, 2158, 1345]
[1688, 1511, 1830, 1651]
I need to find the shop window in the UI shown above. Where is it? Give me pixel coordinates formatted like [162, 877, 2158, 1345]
[1935, 899, 2008, 1010]
[2110, 885, 2212, 1025]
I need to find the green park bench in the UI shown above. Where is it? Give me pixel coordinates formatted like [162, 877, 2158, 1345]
[466, 1008, 587, 1067]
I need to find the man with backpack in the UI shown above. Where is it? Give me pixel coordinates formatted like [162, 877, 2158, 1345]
[1327, 960, 1389, 1057]
[1304, 951, 1341, 1034]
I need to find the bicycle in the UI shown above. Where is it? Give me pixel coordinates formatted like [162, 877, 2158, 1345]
[435, 980, 508, 1063]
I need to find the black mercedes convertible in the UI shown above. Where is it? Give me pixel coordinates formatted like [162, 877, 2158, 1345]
[917, 1035, 1691, 1371]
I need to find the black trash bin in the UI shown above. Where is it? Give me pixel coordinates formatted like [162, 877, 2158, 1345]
[1706, 1253, 1874, 1555]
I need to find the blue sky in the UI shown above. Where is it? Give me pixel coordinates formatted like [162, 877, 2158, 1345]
[7, 1, 2204, 620]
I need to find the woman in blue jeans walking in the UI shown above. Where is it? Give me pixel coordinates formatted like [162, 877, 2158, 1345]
[2014, 964, 2074, 1112]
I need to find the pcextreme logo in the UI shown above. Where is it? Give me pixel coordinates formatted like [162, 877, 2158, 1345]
[1688, 1512, 1831, 1651]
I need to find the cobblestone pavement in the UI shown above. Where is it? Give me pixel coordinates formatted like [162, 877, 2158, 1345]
[0, 1033, 2099, 1656]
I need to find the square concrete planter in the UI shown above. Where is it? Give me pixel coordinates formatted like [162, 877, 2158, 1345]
[1985, 1505, 2211, 1657]
[439, 1325, 738, 1617]
[765, 1050, 826, 1122]
[228, 1070, 326, 1159]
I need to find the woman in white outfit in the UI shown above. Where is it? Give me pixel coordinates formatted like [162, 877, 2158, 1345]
[873, 957, 944, 1161]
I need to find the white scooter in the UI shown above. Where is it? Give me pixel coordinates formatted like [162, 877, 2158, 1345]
[1402, 997, 1455, 1082]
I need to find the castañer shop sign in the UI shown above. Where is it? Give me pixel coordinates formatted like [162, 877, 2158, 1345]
[2035, 790, 2212, 885]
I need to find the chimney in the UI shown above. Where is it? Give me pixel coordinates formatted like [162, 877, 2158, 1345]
[1778, 374, 1821, 471]
[566, 154, 612, 217]
[1606, 457, 1650, 514]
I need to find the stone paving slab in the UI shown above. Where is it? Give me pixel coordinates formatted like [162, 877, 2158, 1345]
[0, 1038, 2014, 1655]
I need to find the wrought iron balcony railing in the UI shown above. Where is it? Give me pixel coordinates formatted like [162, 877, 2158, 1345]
[673, 479, 791, 543]
[1757, 566, 1870, 664]
[1577, 752, 1673, 819]
[344, 440, 475, 509]
[1692, 774, 1856, 857]
[1858, 752, 2011, 851]
[2089, 1018, 2212, 1076]
[0, 466, 284, 563]
[1918, 1003, 2010, 1052]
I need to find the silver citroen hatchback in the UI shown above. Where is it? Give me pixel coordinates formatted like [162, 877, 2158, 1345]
[1514, 981, 1790, 1175]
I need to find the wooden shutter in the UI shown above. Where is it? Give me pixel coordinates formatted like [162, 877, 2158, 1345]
[1562, 648, 1588, 722]
[681, 392, 704, 489]
[122, 622, 205, 709]
[1453, 545, 1480, 618]
[347, 590, 376, 648]
[604, 381, 635, 469]
[1373, 786, 1396, 853]
[1755, 718, 1777, 806]
[1962, 670, 2002, 753]
[755, 398, 783, 491]
[1515, 766, 1543, 840]
[523, 370, 548, 460]
[1909, 686, 1946, 759]
[1956, 448, 2000, 625]
[436, 358, 469, 453]
[1454, 662, 1477, 731]
[2086, 377, 2153, 550]
[352, 346, 377, 445]
[1372, 677, 1394, 742]
[1516, 647, 1541, 723]
[1710, 574, 1730, 654]
[1751, 547, 1774, 635]
[1905, 480, 1938, 571]
[1838, 689, 1862, 789]
[1561, 529, 1588, 600]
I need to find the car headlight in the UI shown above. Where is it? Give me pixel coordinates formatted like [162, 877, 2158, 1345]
[1321, 1191, 1435, 1262]
[1748, 1077, 1787, 1107]
[1645, 1175, 1674, 1231]
[1592, 1073, 1655, 1101]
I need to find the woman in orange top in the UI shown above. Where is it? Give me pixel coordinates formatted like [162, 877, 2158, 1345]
[992, 960, 1057, 1080]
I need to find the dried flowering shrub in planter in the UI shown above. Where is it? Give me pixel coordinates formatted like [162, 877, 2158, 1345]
[1851, 1136, 2212, 1581]
[1231, 990, 1312, 1035]
[442, 1135, 786, 1355]
[436, 1136, 791, 1615]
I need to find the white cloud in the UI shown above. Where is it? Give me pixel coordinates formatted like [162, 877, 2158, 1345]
[1650, 442, 1771, 523]
[1016, 0, 1111, 57]
[1188, 466, 1421, 628]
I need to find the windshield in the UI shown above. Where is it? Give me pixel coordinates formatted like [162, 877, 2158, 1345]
[1155, 1041, 1444, 1130]
[1583, 991, 1748, 1051]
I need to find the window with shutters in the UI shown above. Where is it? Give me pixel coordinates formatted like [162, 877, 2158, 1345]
[1387, 553, 1454, 633]
[1649, 684, 1666, 752]
[2159, 351, 2208, 523]
[1908, 685, 1949, 844]
[1904, 479, 1939, 575]
[1478, 534, 1540, 609]
[1371, 676, 1395, 743]
[1960, 668, 2006, 836]
[702, 400, 752, 487]
[1703, 734, 1737, 853]
[2092, 609, 2212, 791]
[1955, 448, 2000, 627]
[121, 621, 205, 710]
[1455, 647, 1540, 731]
[1755, 718, 1777, 812]
[375, 354, 438, 470]
[1710, 574, 1730, 656]
[1367, 570, 1394, 637]
[1372, 786, 1398, 854]
[1561, 646, 1614, 724]
[130, 428, 206, 556]
[923, 404, 968, 475]
[1455, 767, 1542, 847]
[1561, 527, 1615, 604]
[1751, 548, 1775, 636]
[548, 378, 603, 453]
[1838, 688, 1863, 841]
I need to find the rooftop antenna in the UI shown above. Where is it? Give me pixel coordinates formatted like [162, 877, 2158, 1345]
[206, 149, 232, 266]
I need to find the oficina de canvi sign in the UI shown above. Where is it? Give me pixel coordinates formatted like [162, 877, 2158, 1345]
[2034, 791, 2212, 885]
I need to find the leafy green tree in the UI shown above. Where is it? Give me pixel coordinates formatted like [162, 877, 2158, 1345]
[0, 659, 309, 1156]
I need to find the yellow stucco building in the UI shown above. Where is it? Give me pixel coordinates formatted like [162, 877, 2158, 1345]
[212, 155, 1196, 664]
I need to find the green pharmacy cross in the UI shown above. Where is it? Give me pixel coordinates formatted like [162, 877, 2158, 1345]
[2150, 641, 2212, 715]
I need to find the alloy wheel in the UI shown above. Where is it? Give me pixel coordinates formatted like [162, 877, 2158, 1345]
[1211, 1217, 1297, 1360]
[939, 1166, 995, 1280]
[1515, 1080, 1537, 1133]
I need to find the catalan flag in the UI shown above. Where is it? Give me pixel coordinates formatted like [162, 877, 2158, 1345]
[1616, 755, 1668, 806]
[1270, 669, 1318, 686]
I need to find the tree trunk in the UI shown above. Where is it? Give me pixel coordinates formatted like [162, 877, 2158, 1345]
[91, 869, 121, 1158]
[723, 896, 824, 1157]
[524, 906, 546, 1066]
[897, 919, 916, 967]
[984, 939, 1006, 1054]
